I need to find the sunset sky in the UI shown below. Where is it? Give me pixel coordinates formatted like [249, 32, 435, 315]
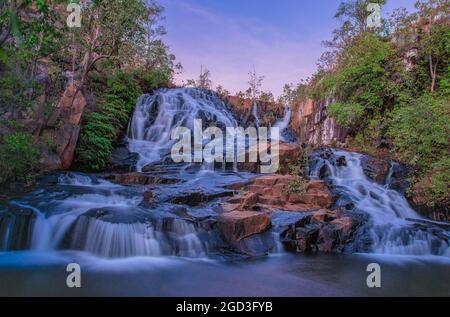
[160, 0, 417, 96]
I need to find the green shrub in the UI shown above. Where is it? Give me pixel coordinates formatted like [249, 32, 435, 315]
[75, 72, 141, 171]
[140, 68, 171, 92]
[388, 94, 449, 207]
[285, 177, 307, 196]
[328, 102, 364, 128]
[0, 132, 40, 185]
[388, 94, 449, 170]
[424, 158, 450, 208]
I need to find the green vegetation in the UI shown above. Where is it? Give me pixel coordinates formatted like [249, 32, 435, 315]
[76, 72, 141, 170]
[328, 102, 364, 128]
[285, 177, 307, 196]
[0, 132, 40, 185]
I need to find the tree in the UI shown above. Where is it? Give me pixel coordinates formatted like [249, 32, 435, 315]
[415, 0, 449, 92]
[247, 67, 264, 101]
[186, 65, 212, 89]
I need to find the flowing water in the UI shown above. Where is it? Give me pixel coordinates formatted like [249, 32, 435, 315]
[309, 150, 450, 256]
[0, 88, 449, 296]
[274, 105, 292, 142]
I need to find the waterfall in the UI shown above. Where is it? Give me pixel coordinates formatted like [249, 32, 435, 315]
[0, 173, 212, 258]
[309, 150, 450, 256]
[127, 88, 238, 171]
[251, 102, 260, 127]
[274, 105, 292, 142]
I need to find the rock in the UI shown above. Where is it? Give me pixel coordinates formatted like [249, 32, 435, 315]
[237, 142, 302, 174]
[313, 209, 337, 222]
[280, 211, 365, 254]
[44, 84, 87, 169]
[110, 144, 138, 172]
[218, 211, 271, 242]
[227, 192, 259, 209]
[292, 99, 348, 146]
[143, 191, 155, 202]
[109, 172, 152, 185]
[384, 162, 409, 193]
[108, 172, 179, 185]
[336, 156, 347, 167]
[170, 191, 234, 206]
[360, 155, 389, 184]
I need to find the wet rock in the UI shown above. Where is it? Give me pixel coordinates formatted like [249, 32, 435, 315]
[218, 211, 271, 242]
[280, 211, 365, 254]
[320, 148, 334, 160]
[360, 155, 389, 184]
[336, 156, 347, 167]
[109, 172, 151, 185]
[386, 162, 409, 193]
[110, 144, 138, 172]
[312, 209, 337, 222]
[143, 191, 156, 203]
[108, 172, 179, 185]
[170, 191, 234, 206]
[225, 230, 277, 257]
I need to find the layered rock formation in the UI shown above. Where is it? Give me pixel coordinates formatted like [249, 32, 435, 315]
[290, 98, 348, 146]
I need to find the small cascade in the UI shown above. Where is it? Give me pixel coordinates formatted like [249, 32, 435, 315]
[309, 149, 450, 256]
[251, 101, 260, 127]
[274, 105, 292, 142]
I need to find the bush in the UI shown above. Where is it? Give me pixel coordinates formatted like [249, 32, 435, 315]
[0, 132, 40, 185]
[388, 94, 449, 207]
[75, 72, 141, 171]
[285, 177, 307, 196]
[328, 102, 364, 128]
[388, 94, 449, 170]
[140, 68, 171, 92]
[424, 158, 450, 208]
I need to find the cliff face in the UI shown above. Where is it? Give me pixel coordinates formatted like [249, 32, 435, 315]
[291, 98, 348, 146]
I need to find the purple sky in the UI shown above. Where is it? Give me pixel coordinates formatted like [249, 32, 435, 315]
[160, 0, 417, 97]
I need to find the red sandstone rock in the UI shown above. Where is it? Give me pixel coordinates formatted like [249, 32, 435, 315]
[218, 211, 271, 242]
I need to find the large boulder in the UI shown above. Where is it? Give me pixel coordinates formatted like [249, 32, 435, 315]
[218, 211, 271, 242]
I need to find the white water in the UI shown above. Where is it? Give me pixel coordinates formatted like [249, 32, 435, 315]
[128, 88, 238, 171]
[274, 105, 291, 141]
[251, 101, 260, 127]
[310, 150, 450, 256]
[5, 173, 208, 258]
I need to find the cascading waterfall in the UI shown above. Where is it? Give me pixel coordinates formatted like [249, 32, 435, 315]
[274, 105, 291, 142]
[0, 173, 210, 258]
[309, 150, 450, 256]
[251, 101, 260, 127]
[127, 88, 238, 171]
